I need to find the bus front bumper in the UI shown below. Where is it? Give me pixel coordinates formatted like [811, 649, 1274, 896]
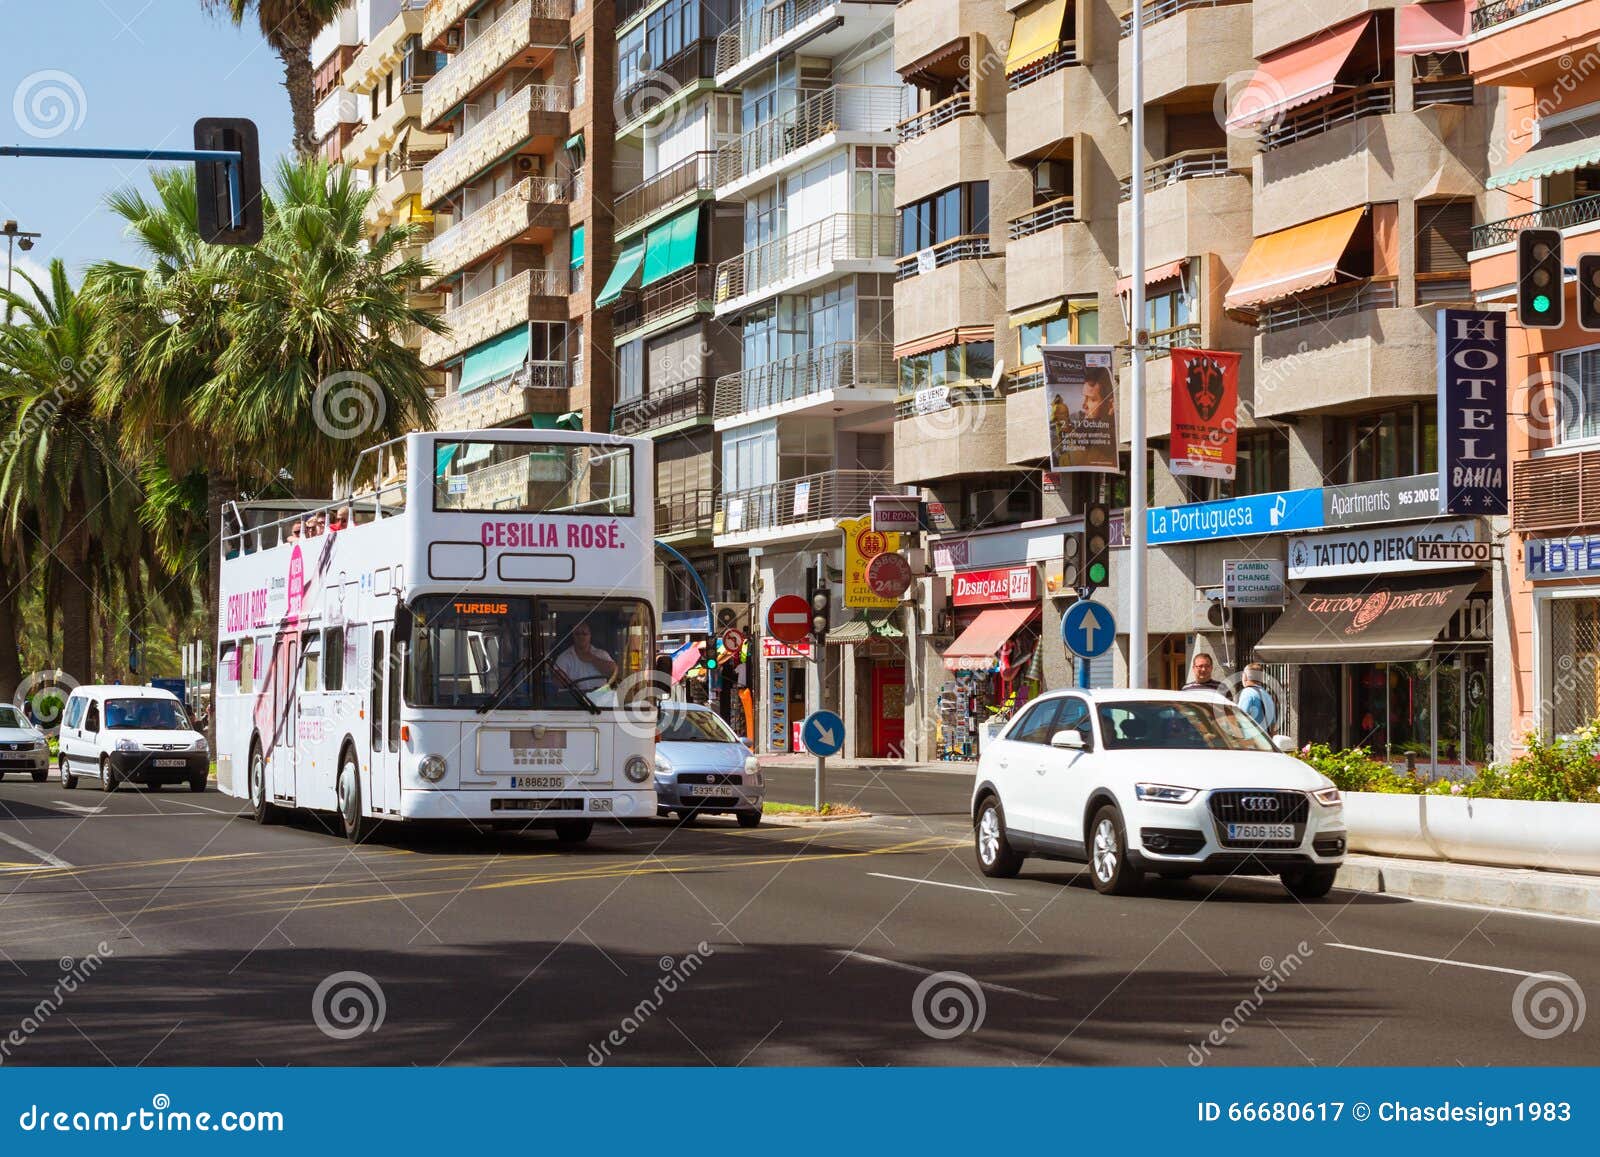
[398, 788, 656, 822]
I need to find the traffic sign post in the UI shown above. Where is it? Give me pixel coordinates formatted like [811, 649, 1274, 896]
[801, 710, 845, 812]
[1062, 598, 1116, 689]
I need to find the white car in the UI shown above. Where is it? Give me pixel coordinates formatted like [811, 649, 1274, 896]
[972, 689, 1346, 899]
[0, 704, 50, 782]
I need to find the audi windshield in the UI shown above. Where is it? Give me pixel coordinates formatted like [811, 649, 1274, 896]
[1096, 701, 1277, 752]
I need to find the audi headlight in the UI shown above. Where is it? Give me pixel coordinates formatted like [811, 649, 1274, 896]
[1135, 783, 1198, 804]
[115, 738, 142, 753]
[417, 754, 447, 783]
[624, 755, 651, 783]
[1312, 787, 1342, 807]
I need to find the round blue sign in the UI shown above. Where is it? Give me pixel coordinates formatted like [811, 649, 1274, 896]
[801, 710, 845, 757]
[1061, 599, 1115, 659]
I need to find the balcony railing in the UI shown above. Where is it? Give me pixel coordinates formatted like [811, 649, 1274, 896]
[615, 150, 716, 231]
[422, 84, 572, 203]
[1119, 147, 1229, 200]
[617, 40, 718, 130]
[422, 0, 572, 126]
[714, 340, 896, 418]
[1119, 322, 1201, 361]
[1007, 43, 1078, 91]
[1414, 76, 1475, 108]
[434, 363, 569, 429]
[894, 382, 1002, 419]
[1473, 194, 1600, 249]
[1009, 195, 1077, 240]
[616, 0, 655, 28]
[897, 91, 971, 144]
[1004, 364, 1045, 393]
[1512, 451, 1600, 532]
[613, 265, 715, 333]
[421, 268, 568, 365]
[1256, 278, 1398, 336]
[1471, 0, 1565, 32]
[614, 378, 715, 435]
[1119, 0, 1246, 35]
[894, 233, 994, 281]
[714, 0, 897, 75]
[1258, 82, 1394, 150]
[1415, 273, 1472, 305]
[423, 176, 571, 283]
[719, 469, 892, 535]
[657, 487, 717, 536]
[714, 212, 896, 305]
[715, 85, 904, 187]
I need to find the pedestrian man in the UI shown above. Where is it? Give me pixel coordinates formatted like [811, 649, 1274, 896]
[1238, 663, 1278, 731]
[1182, 651, 1225, 694]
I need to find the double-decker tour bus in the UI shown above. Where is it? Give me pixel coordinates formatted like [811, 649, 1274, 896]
[214, 429, 658, 843]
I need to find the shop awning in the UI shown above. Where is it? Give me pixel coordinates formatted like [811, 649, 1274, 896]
[1224, 206, 1367, 310]
[1252, 573, 1478, 666]
[1224, 14, 1371, 130]
[942, 606, 1039, 672]
[894, 325, 994, 360]
[1115, 258, 1188, 297]
[642, 205, 701, 286]
[1005, 0, 1070, 76]
[459, 326, 529, 394]
[1486, 116, 1600, 189]
[1396, 1, 1470, 54]
[595, 241, 645, 306]
[827, 612, 906, 645]
[1009, 299, 1065, 328]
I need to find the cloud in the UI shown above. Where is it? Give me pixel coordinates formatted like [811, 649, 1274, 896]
[4, 252, 52, 296]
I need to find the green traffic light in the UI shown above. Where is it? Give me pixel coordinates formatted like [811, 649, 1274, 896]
[1088, 562, 1108, 584]
[1534, 293, 1552, 314]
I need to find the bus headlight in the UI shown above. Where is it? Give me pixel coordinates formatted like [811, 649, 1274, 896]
[624, 755, 651, 783]
[418, 755, 447, 783]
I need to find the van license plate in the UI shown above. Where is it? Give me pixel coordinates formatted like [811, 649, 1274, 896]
[1227, 823, 1294, 841]
[153, 759, 186, 768]
[512, 776, 563, 790]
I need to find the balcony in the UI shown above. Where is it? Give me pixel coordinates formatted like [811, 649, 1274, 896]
[422, 0, 571, 128]
[616, 40, 718, 135]
[1473, 194, 1600, 250]
[345, 84, 425, 168]
[714, 0, 897, 85]
[1118, 153, 1250, 268]
[1468, 0, 1600, 86]
[346, 3, 429, 94]
[1006, 43, 1078, 92]
[1472, 0, 1570, 31]
[713, 212, 896, 314]
[422, 176, 571, 286]
[1116, 0, 1252, 112]
[1512, 451, 1600, 533]
[365, 160, 427, 225]
[420, 269, 568, 366]
[1256, 278, 1397, 336]
[897, 92, 971, 145]
[893, 233, 993, 281]
[1009, 196, 1077, 240]
[613, 378, 715, 436]
[893, 389, 1009, 484]
[717, 469, 891, 544]
[1119, 149, 1228, 200]
[434, 363, 570, 429]
[1258, 82, 1394, 150]
[1006, 200, 1107, 312]
[714, 340, 897, 427]
[613, 265, 715, 337]
[657, 488, 717, 539]
[422, 84, 572, 205]
[616, 151, 716, 234]
[714, 85, 904, 196]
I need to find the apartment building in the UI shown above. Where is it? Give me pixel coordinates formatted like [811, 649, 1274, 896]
[1466, 0, 1600, 748]
[312, 3, 401, 161]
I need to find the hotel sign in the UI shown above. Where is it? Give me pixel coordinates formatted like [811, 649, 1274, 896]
[1526, 534, 1600, 581]
[1436, 309, 1509, 515]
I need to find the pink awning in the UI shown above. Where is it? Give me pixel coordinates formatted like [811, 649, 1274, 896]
[1397, 1, 1470, 54]
[942, 606, 1039, 672]
[1225, 14, 1372, 130]
[1115, 259, 1189, 297]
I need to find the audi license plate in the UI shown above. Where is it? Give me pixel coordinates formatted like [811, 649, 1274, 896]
[687, 785, 728, 796]
[512, 775, 563, 790]
[1227, 823, 1294, 841]
[153, 758, 186, 768]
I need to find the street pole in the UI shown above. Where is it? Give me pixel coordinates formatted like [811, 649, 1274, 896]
[1127, 0, 1150, 689]
[813, 549, 826, 811]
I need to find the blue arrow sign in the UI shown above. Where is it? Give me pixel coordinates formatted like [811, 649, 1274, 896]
[801, 710, 845, 757]
[1061, 599, 1115, 658]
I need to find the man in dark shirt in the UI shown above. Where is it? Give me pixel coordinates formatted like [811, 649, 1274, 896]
[1182, 652, 1226, 695]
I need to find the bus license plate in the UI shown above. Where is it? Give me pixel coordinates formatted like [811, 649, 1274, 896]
[512, 776, 563, 790]
[153, 759, 186, 768]
[687, 785, 727, 797]
[1227, 823, 1294, 841]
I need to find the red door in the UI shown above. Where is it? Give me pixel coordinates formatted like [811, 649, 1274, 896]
[872, 665, 905, 758]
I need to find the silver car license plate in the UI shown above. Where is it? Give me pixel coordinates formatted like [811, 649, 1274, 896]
[687, 784, 728, 796]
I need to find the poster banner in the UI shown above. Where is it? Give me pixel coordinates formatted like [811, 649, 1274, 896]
[1043, 344, 1119, 473]
[839, 515, 901, 610]
[1436, 308, 1508, 515]
[1169, 348, 1240, 479]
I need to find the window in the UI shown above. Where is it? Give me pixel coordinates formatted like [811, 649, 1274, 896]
[1008, 697, 1063, 744]
[105, 698, 190, 731]
[1056, 697, 1091, 746]
[84, 702, 100, 734]
[372, 629, 386, 749]
[303, 638, 321, 692]
[65, 696, 85, 729]
[1144, 277, 1193, 343]
[388, 628, 402, 752]
[324, 627, 345, 692]
[1018, 299, 1097, 365]
[898, 183, 989, 256]
[239, 638, 255, 694]
[898, 342, 995, 392]
[1556, 347, 1600, 445]
[434, 438, 632, 515]
[218, 642, 237, 691]
[1325, 404, 1438, 484]
[617, 339, 644, 403]
[1415, 200, 1473, 275]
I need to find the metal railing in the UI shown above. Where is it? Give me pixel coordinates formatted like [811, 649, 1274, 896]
[894, 233, 994, 280]
[1512, 451, 1600, 532]
[421, 268, 568, 364]
[615, 151, 717, 231]
[617, 40, 719, 129]
[1119, 147, 1229, 200]
[719, 469, 891, 535]
[894, 382, 1002, 419]
[613, 378, 715, 435]
[422, 0, 573, 126]
[657, 487, 717, 535]
[1473, 194, 1600, 249]
[715, 84, 905, 187]
[1132, 322, 1201, 358]
[1006, 43, 1078, 91]
[1257, 278, 1398, 335]
[616, 0, 655, 28]
[1004, 364, 1045, 392]
[613, 265, 715, 333]
[422, 84, 572, 201]
[1009, 195, 1077, 240]
[715, 0, 897, 74]
[1472, 0, 1565, 32]
[1119, 0, 1246, 35]
[898, 91, 971, 144]
[714, 212, 896, 305]
[1258, 82, 1394, 150]
[714, 339, 896, 418]
[434, 362, 568, 428]
[423, 176, 571, 280]
[1414, 76, 1475, 107]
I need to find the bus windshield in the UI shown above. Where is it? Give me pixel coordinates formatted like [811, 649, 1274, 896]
[405, 595, 654, 711]
[432, 438, 632, 516]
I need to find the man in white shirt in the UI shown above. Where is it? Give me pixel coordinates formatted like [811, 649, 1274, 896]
[552, 622, 617, 692]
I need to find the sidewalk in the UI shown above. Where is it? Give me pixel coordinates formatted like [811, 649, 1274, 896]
[1336, 854, 1600, 921]
[757, 754, 976, 776]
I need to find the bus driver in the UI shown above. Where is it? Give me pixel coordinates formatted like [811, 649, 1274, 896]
[553, 621, 618, 692]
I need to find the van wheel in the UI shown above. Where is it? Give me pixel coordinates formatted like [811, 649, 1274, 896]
[336, 754, 376, 845]
[98, 758, 118, 794]
[249, 747, 280, 825]
[60, 757, 77, 790]
[975, 797, 1023, 878]
[1089, 805, 1142, 896]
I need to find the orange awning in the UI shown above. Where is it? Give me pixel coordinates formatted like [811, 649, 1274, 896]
[894, 325, 995, 360]
[1224, 206, 1367, 310]
[1396, 1, 1469, 53]
[1115, 259, 1188, 297]
[942, 606, 1039, 672]
[1225, 14, 1371, 130]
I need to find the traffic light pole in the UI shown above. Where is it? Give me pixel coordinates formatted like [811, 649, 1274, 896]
[812, 549, 826, 812]
[1127, 0, 1150, 690]
[0, 145, 246, 231]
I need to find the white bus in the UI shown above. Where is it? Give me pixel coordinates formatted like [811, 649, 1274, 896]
[214, 429, 659, 844]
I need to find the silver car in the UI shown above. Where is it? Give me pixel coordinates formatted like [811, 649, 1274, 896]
[0, 704, 50, 782]
[654, 703, 764, 827]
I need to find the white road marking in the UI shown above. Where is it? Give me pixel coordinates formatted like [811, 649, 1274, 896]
[52, 802, 105, 815]
[1325, 942, 1568, 980]
[835, 949, 1054, 1001]
[867, 871, 1015, 897]
[149, 797, 248, 816]
[0, 829, 72, 869]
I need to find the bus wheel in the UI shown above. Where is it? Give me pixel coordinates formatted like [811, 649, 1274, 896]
[337, 754, 376, 845]
[553, 820, 593, 845]
[250, 747, 280, 825]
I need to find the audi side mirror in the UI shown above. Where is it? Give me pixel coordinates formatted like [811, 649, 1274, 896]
[1050, 730, 1086, 750]
[1273, 735, 1297, 754]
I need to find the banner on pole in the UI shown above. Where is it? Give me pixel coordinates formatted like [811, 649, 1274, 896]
[1043, 345, 1119, 473]
[1169, 348, 1240, 479]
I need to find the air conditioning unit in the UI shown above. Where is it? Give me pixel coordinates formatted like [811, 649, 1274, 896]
[1193, 589, 1232, 632]
[515, 156, 536, 174]
[966, 488, 1010, 528]
[444, 27, 462, 50]
[916, 576, 948, 636]
[712, 601, 751, 635]
[1033, 160, 1069, 199]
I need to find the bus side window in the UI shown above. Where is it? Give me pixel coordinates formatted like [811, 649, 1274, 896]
[324, 627, 344, 691]
[303, 637, 321, 693]
[388, 631, 402, 752]
[372, 629, 386, 751]
[239, 638, 255, 694]
[218, 642, 236, 692]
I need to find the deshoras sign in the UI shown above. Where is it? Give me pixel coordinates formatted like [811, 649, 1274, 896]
[1436, 309, 1508, 515]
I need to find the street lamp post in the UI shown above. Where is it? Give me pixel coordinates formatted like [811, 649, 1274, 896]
[2, 219, 42, 300]
[1127, 0, 1149, 688]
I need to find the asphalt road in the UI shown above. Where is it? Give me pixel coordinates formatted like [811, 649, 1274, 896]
[0, 771, 1595, 1067]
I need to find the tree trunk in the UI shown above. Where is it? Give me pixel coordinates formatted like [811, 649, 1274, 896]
[0, 556, 24, 702]
[58, 561, 93, 689]
[280, 46, 318, 157]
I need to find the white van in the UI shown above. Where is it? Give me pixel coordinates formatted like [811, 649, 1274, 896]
[57, 686, 209, 793]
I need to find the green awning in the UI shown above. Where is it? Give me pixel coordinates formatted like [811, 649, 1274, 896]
[596, 241, 645, 306]
[459, 327, 529, 394]
[555, 410, 583, 430]
[529, 412, 559, 429]
[826, 612, 905, 644]
[1487, 118, 1600, 189]
[570, 223, 585, 269]
[641, 205, 700, 287]
[565, 131, 585, 153]
[435, 443, 459, 473]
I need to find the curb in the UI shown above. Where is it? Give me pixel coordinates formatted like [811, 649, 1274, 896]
[1336, 854, 1600, 920]
[761, 812, 874, 826]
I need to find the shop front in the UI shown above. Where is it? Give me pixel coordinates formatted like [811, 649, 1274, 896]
[827, 613, 907, 758]
[938, 565, 1043, 759]
[1524, 533, 1600, 740]
[761, 636, 812, 753]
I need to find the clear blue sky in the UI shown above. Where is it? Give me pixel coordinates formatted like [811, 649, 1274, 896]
[0, 1, 294, 287]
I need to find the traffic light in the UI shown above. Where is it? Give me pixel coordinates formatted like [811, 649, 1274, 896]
[810, 583, 831, 645]
[1578, 253, 1600, 332]
[1082, 500, 1111, 595]
[193, 118, 262, 246]
[1517, 227, 1564, 329]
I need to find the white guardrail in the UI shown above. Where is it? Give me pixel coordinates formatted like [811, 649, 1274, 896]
[1343, 792, 1600, 875]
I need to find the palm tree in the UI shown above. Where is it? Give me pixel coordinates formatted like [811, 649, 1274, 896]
[203, 0, 346, 155]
